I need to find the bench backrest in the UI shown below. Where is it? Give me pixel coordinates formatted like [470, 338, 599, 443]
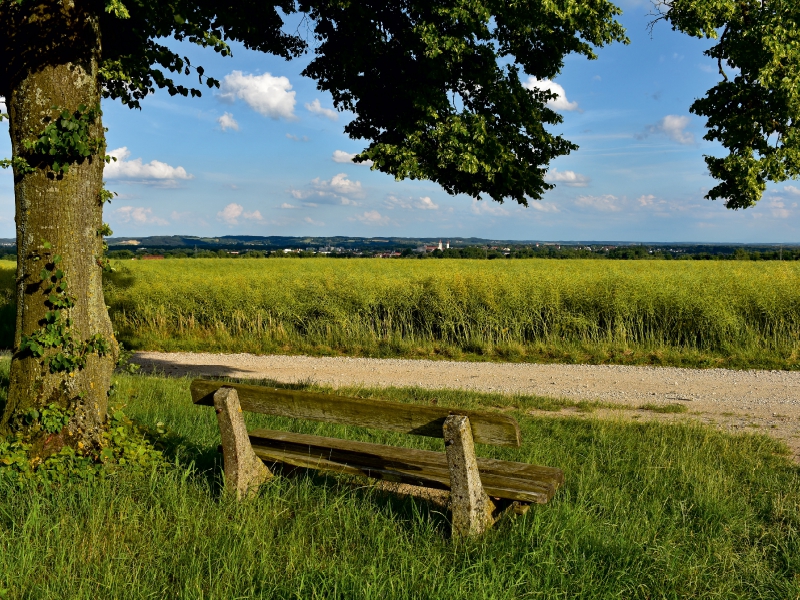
[191, 379, 521, 447]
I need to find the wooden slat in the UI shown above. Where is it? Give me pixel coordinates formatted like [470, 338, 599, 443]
[192, 379, 521, 447]
[248, 429, 562, 504]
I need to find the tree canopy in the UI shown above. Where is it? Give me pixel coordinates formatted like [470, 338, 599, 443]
[2, 0, 627, 205]
[654, 0, 800, 209]
[0, 1, 797, 208]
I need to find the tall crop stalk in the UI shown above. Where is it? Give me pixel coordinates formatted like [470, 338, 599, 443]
[5, 259, 795, 367]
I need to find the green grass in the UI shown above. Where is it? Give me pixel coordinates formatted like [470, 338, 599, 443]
[639, 403, 690, 414]
[99, 258, 800, 369]
[3, 258, 800, 368]
[1, 365, 799, 598]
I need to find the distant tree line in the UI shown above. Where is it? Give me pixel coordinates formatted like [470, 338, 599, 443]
[408, 246, 800, 260]
[104, 246, 800, 261]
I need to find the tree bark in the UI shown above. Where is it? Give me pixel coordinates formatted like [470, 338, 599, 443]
[0, 0, 118, 451]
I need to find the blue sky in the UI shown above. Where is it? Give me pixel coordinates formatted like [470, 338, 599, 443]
[0, 0, 797, 243]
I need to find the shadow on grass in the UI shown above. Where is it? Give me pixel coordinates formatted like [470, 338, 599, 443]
[144, 426, 226, 496]
[265, 461, 452, 537]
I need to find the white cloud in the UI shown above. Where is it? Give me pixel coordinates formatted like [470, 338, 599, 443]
[470, 200, 509, 216]
[783, 185, 800, 196]
[305, 99, 338, 120]
[218, 71, 296, 120]
[304, 216, 325, 226]
[105, 147, 193, 186]
[639, 115, 694, 144]
[522, 77, 579, 111]
[636, 194, 672, 211]
[218, 112, 239, 131]
[217, 203, 242, 225]
[637, 194, 657, 206]
[314, 173, 363, 197]
[352, 210, 390, 226]
[767, 199, 791, 219]
[286, 133, 309, 142]
[290, 173, 364, 205]
[529, 202, 560, 213]
[0, 97, 5, 114]
[216, 203, 264, 225]
[113, 206, 169, 226]
[332, 150, 373, 166]
[575, 194, 621, 212]
[545, 168, 590, 187]
[332, 150, 355, 163]
[280, 202, 298, 209]
[385, 195, 439, 211]
[417, 196, 439, 210]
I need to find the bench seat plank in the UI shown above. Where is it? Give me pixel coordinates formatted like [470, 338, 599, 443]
[249, 429, 563, 504]
[192, 380, 521, 447]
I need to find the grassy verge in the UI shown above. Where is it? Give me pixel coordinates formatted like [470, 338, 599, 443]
[1, 367, 798, 598]
[103, 258, 800, 370]
[4, 259, 800, 369]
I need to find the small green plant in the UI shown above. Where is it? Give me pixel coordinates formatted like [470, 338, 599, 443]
[0, 407, 164, 484]
[0, 155, 34, 175]
[23, 403, 72, 434]
[639, 403, 688, 414]
[1, 104, 116, 177]
[21, 104, 104, 175]
[99, 183, 118, 204]
[97, 222, 115, 272]
[115, 341, 141, 374]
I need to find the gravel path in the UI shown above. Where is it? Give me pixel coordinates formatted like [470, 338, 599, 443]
[133, 351, 800, 461]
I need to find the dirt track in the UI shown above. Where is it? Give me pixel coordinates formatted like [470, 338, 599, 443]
[133, 351, 800, 461]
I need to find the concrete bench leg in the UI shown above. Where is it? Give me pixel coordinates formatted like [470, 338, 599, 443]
[443, 414, 496, 538]
[214, 386, 272, 499]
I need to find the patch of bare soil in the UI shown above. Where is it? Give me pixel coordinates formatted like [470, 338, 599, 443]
[133, 351, 800, 462]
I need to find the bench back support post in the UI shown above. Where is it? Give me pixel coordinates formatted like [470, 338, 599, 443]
[443, 414, 496, 537]
[214, 387, 273, 499]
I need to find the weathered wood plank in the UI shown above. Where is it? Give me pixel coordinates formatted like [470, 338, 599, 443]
[192, 379, 521, 447]
[248, 429, 562, 503]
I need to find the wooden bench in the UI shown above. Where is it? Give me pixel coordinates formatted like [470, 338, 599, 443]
[191, 378, 563, 537]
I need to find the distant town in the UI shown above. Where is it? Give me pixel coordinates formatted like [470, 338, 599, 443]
[105, 236, 799, 261]
[0, 235, 796, 261]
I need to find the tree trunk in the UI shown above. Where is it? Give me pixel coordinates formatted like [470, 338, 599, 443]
[0, 0, 118, 451]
